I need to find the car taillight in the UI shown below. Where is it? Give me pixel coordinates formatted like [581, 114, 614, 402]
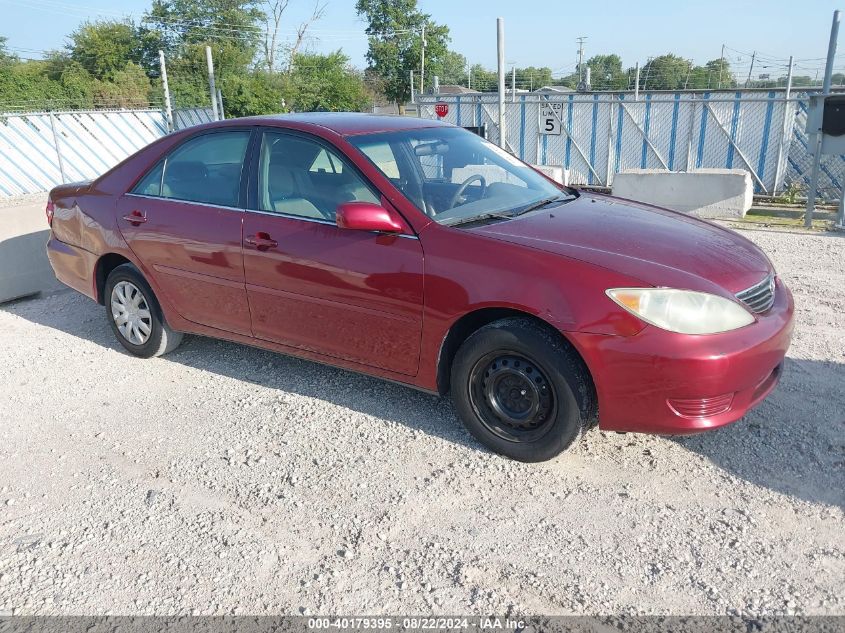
[46, 200, 55, 226]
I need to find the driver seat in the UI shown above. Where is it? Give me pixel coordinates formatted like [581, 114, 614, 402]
[267, 163, 324, 219]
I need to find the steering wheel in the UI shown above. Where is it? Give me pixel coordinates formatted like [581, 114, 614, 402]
[448, 175, 487, 209]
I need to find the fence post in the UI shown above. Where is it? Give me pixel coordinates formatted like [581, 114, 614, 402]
[605, 95, 615, 187]
[772, 57, 794, 195]
[805, 10, 840, 227]
[49, 113, 67, 184]
[159, 50, 174, 132]
[206, 46, 220, 121]
[217, 89, 225, 120]
[685, 94, 697, 171]
[634, 63, 640, 101]
[497, 18, 506, 149]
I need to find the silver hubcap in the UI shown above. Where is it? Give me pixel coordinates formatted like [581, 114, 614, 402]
[111, 281, 152, 345]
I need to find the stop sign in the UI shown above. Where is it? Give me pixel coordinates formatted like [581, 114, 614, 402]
[435, 102, 449, 118]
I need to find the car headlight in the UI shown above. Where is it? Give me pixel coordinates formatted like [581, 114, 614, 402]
[606, 288, 755, 335]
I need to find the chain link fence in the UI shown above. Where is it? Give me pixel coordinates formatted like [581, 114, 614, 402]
[417, 90, 843, 200]
[0, 107, 214, 198]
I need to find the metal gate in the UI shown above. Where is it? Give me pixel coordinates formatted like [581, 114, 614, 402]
[418, 90, 843, 198]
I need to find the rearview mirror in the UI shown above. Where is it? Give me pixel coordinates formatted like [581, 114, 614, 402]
[414, 142, 449, 157]
[336, 202, 406, 233]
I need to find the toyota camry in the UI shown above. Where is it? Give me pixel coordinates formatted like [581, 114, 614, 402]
[46, 114, 794, 461]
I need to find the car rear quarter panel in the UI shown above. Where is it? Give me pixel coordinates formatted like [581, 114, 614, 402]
[47, 126, 208, 303]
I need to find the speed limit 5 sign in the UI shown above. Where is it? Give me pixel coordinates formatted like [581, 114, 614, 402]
[539, 102, 563, 135]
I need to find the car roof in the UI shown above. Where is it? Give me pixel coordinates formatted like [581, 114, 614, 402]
[240, 112, 451, 136]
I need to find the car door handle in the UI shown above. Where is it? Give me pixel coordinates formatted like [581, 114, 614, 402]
[246, 232, 278, 251]
[122, 210, 147, 225]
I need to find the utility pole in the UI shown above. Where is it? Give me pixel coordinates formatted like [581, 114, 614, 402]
[718, 44, 725, 89]
[807, 10, 841, 227]
[467, 62, 471, 89]
[576, 36, 587, 82]
[511, 65, 516, 102]
[420, 24, 426, 95]
[205, 46, 219, 121]
[497, 17, 506, 149]
[744, 51, 756, 89]
[158, 49, 173, 132]
[409, 70, 415, 106]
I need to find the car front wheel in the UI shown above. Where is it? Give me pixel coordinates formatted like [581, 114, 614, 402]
[105, 263, 183, 358]
[450, 317, 596, 462]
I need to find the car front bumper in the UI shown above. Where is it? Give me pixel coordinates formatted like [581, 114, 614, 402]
[568, 277, 795, 435]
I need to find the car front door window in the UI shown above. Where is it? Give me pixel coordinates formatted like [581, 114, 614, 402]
[256, 132, 379, 222]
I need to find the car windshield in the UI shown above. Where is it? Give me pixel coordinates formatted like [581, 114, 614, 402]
[349, 126, 575, 226]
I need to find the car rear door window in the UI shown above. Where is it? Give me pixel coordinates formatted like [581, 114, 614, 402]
[132, 160, 164, 196]
[149, 131, 250, 207]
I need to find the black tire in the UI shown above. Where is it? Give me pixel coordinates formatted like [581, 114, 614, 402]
[104, 263, 183, 358]
[450, 317, 596, 462]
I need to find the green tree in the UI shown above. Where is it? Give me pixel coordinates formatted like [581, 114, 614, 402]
[286, 50, 369, 112]
[356, 0, 451, 107]
[221, 71, 283, 116]
[513, 66, 553, 90]
[67, 20, 144, 80]
[640, 54, 690, 90]
[0, 36, 16, 65]
[145, 0, 263, 57]
[144, 0, 266, 109]
[58, 61, 96, 109]
[431, 50, 467, 86]
[0, 59, 62, 110]
[93, 62, 153, 108]
[701, 58, 734, 88]
[585, 54, 626, 90]
[468, 63, 497, 91]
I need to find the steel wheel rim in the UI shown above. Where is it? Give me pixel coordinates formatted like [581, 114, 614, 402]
[468, 351, 557, 443]
[111, 281, 152, 346]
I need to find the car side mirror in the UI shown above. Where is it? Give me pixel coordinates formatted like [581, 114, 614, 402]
[336, 202, 406, 233]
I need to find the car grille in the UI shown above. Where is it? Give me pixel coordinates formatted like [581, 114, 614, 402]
[736, 274, 776, 314]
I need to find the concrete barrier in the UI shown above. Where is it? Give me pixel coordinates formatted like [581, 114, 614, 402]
[0, 193, 63, 303]
[531, 165, 569, 185]
[611, 168, 753, 219]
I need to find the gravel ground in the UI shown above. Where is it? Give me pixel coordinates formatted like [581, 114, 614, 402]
[0, 225, 843, 617]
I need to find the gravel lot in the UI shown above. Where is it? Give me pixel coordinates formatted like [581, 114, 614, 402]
[0, 224, 843, 617]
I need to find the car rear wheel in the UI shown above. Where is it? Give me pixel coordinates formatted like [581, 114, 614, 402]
[105, 263, 182, 358]
[450, 317, 595, 462]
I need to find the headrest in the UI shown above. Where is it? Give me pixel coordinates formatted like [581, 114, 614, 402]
[268, 163, 295, 197]
[167, 161, 207, 181]
[269, 137, 320, 169]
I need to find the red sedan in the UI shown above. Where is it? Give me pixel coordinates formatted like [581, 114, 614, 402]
[46, 114, 794, 461]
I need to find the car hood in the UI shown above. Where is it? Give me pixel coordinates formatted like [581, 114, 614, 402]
[472, 193, 773, 295]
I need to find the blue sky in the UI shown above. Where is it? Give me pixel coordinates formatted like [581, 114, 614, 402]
[1, 0, 843, 78]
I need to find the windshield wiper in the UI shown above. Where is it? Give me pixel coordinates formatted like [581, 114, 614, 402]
[441, 212, 514, 227]
[442, 193, 577, 228]
[512, 193, 575, 217]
